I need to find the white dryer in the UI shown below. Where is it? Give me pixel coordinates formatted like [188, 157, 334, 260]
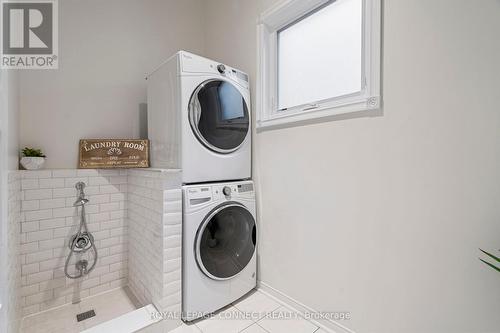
[182, 180, 257, 321]
[147, 51, 251, 184]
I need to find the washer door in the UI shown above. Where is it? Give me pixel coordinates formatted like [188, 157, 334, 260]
[196, 203, 256, 280]
[189, 79, 249, 154]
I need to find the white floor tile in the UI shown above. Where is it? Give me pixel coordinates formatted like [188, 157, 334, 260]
[195, 306, 254, 333]
[240, 324, 269, 333]
[257, 306, 319, 333]
[232, 290, 282, 321]
[170, 323, 203, 333]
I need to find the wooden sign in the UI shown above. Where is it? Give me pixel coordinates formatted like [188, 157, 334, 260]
[79, 139, 149, 169]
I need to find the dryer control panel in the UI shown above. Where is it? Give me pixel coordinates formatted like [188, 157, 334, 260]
[185, 181, 254, 208]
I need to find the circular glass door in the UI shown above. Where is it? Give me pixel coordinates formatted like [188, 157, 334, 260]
[189, 79, 249, 154]
[196, 203, 256, 280]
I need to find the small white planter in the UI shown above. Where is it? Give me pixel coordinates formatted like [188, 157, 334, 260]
[20, 157, 46, 170]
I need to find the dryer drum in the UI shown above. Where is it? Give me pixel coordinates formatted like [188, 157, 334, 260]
[189, 79, 250, 154]
[196, 203, 256, 280]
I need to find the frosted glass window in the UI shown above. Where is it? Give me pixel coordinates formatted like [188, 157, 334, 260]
[278, 0, 363, 110]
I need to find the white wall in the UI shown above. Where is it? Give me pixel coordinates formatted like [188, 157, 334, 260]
[0, 69, 20, 333]
[19, 0, 205, 169]
[204, 0, 500, 332]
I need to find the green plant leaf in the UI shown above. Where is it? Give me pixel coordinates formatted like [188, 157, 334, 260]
[479, 259, 500, 273]
[479, 249, 500, 263]
[21, 147, 45, 157]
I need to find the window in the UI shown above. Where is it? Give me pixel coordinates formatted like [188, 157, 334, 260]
[257, 0, 381, 129]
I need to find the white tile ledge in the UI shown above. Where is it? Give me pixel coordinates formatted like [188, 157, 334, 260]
[81, 304, 161, 333]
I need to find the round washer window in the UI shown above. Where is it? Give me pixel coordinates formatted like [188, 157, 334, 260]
[189, 80, 249, 153]
[196, 203, 256, 280]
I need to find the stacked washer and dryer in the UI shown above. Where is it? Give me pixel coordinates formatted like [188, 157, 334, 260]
[147, 51, 257, 321]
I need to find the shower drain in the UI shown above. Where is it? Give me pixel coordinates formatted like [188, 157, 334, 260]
[76, 309, 96, 322]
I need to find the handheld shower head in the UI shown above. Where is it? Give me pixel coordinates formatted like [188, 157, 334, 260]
[74, 182, 89, 206]
[74, 198, 89, 206]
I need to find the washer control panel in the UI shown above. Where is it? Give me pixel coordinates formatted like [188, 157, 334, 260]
[187, 186, 212, 206]
[212, 184, 238, 201]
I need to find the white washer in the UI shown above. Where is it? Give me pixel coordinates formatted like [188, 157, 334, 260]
[147, 51, 251, 184]
[182, 180, 257, 321]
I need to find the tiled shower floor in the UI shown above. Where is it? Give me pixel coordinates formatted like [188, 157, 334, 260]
[20, 287, 140, 333]
[172, 289, 328, 333]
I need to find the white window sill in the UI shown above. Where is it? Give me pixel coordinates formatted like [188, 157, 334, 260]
[256, 95, 381, 131]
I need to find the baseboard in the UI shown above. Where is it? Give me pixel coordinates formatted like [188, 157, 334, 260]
[257, 281, 356, 333]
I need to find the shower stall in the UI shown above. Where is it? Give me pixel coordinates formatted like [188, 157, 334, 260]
[8, 168, 182, 333]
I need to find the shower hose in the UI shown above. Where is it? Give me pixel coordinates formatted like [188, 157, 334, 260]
[64, 188, 98, 279]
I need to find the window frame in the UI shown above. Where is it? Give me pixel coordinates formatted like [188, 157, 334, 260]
[256, 0, 381, 130]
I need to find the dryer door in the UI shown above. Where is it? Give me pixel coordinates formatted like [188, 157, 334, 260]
[189, 79, 249, 154]
[195, 203, 256, 280]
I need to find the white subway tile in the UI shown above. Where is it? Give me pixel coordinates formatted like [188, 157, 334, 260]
[21, 179, 39, 190]
[39, 237, 65, 251]
[53, 227, 72, 238]
[93, 230, 110, 240]
[80, 277, 100, 289]
[88, 176, 109, 186]
[38, 218, 67, 230]
[100, 237, 120, 248]
[97, 170, 121, 176]
[22, 200, 40, 211]
[40, 295, 67, 310]
[26, 229, 53, 243]
[53, 187, 76, 198]
[89, 212, 110, 223]
[109, 262, 127, 272]
[84, 186, 100, 195]
[26, 271, 53, 285]
[110, 210, 126, 219]
[25, 290, 53, 305]
[52, 169, 77, 178]
[110, 193, 126, 202]
[77, 169, 99, 177]
[110, 227, 127, 237]
[53, 207, 76, 218]
[20, 242, 39, 254]
[108, 176, 127, 185]
[22, 263, 40, 275]
[39, 178, 65, 189]
[24, 209, 53, 221]
[100, 271, 120, 284]
[89, 283, 110, 296]
[39, 258, 63, 272]
[21, 284, 40, 297]
[22, 170, 52, 179]
[39, 198, 66, 209]
[24, 189, 52, 200]
[100, 185, 119, 194]
[39, 278, 65, 291]
[21, 221, 39, 233]
[110, 278, 127, 289]
[100, 254, 123, 266]
[100, 202, 120, 212]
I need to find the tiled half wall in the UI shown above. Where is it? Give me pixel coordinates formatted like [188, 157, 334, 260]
[16, 169, 181, 320]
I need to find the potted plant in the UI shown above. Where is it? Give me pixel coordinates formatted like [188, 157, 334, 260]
[20, 147, 46, 170]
